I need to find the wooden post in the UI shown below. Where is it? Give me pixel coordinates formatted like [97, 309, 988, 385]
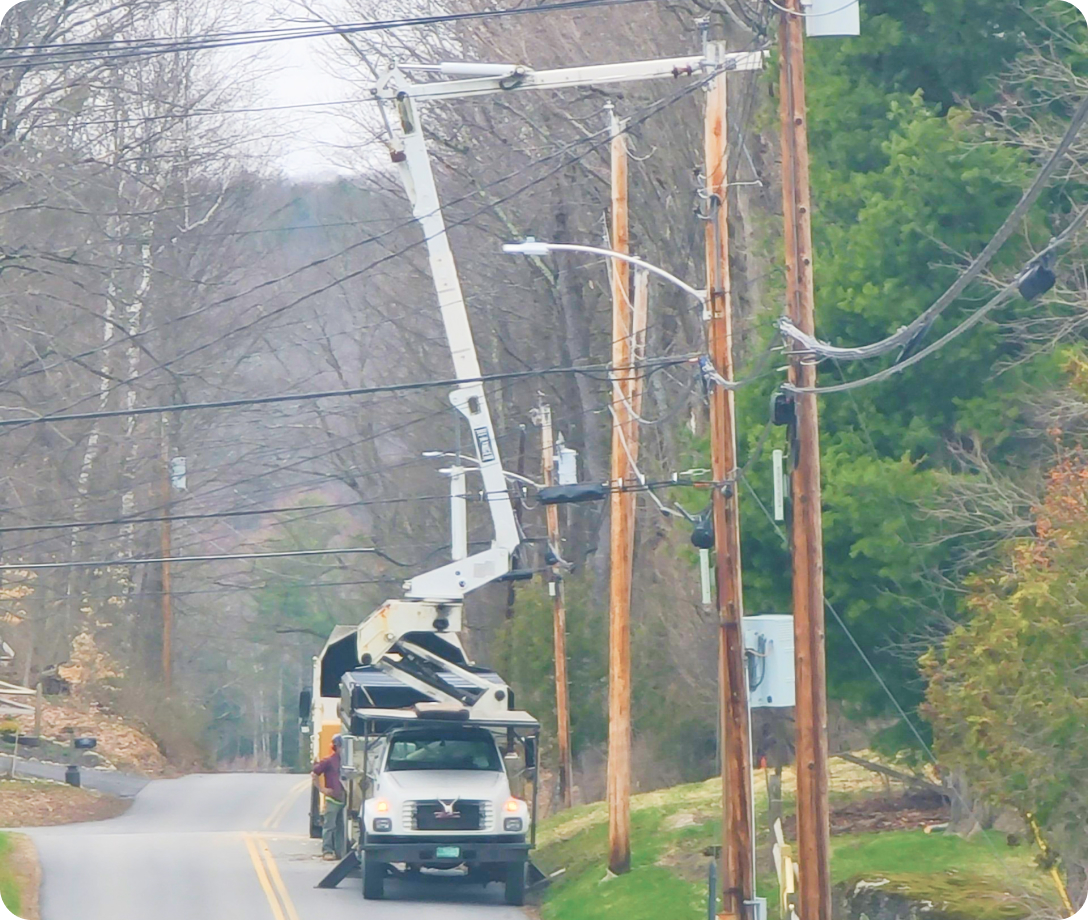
[606, 102, 634, 876]
[539, 403, 574, 810]
[160, 416, 173, 691]
[704, 56, 754, 920]
[779, 5, 832, 920]
[34, 682, 43, 739]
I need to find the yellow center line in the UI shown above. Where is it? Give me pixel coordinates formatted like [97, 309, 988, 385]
[243, 833, 287, 920]
[257, 837, 303, 920]
[263, 778, 310, 830]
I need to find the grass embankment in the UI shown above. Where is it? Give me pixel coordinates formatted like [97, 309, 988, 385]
[533, 758, 1059, 920]
[0, 831, 39, 919]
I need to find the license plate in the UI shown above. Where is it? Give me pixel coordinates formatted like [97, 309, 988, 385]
[435, 846, 460, 859]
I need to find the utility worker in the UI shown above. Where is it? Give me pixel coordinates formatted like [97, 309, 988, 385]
[311, 734, 345, 860]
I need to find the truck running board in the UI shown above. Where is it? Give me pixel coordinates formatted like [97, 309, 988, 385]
[315, 850, 360, 889]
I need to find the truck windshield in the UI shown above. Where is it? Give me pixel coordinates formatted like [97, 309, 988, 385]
[386, 735, 502, 772]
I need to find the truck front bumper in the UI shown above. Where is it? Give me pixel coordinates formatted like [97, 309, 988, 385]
[361, 835, 529, 864]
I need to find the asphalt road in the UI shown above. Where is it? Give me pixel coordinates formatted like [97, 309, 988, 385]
[0, 754, 148, 798]
[25, 773, 531, 920]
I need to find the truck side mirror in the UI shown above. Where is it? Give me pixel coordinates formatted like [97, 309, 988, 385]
[298, 688, 312, 721]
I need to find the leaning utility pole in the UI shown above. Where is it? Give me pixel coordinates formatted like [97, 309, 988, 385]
[160, 416, 173, 690]
[607, 102, 634, 877]
[704, 44, 754, 920]
[538, 403, 574, 810]
[779, 4, 832, 919]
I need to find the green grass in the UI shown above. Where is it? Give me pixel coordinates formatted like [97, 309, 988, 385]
[831, 830, 1057, 920]
[532, 771, 1062, 920]
[0, 832, 23, 916]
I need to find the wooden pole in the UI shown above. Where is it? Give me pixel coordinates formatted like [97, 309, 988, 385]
[779, 5, 831, 920]
[704, 58, 754, 920]
[539, 403, 574, 810]
[160, 417, 173, 691]
[606, 102, 634, 876]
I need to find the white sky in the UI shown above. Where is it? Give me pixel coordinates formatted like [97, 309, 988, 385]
[232, 1, 368, 179]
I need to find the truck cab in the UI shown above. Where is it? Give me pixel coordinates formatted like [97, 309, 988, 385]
[364, 725, 530, 841]
[345, 718, 537, 906]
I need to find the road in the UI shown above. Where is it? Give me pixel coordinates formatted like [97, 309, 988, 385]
[24, 773, 530, 920]
[0, 754, 148, 798]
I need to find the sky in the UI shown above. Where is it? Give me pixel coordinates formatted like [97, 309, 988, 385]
[234, 1, 367, 178]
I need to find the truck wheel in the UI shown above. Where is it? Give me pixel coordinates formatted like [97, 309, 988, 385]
[308, 787, 322, 839]
[363, 858, 386, 900]
[504, 862, 526, 907]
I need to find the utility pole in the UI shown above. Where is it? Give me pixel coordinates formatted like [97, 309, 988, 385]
[704, 43, 754, 920]
[606, 102, 634, 876]
[160, 416, 173, 691]
[537, 403, 574, 810]
[778, 4, 831, 919]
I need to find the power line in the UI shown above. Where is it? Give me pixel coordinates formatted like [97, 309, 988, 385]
[0, 68, 718, 415]
[2, 0, 663, 68]
[0, 494, 451, 536]
[778, 92, 1088, 363]
[24, 96, 377, 131]
[784, 199, 1088, 395]
[0, 545, 402, 572]
[0, 357, 693, 429]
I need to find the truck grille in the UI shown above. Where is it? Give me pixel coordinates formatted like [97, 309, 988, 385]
[402, 800, 492, 832]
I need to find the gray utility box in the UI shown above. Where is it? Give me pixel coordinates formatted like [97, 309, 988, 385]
[742, 615, 795, 709]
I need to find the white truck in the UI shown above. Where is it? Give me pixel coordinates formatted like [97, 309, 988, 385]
[334, 606, 540, 904]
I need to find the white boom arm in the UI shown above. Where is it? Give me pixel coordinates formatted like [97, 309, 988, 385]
[373, 46, 764, 603]
[377, 70, 521, 602]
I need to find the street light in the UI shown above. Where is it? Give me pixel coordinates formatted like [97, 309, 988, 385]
[421, 451, 541, 489]
[504, 237, 715, 590]
[422, 450, 540, 563]
[502, 238, 707, 308]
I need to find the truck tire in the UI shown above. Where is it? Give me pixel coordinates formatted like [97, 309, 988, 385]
[363, 857, 386, 900]
[504, 862, 527, 907]
[308, 787, 322, 839]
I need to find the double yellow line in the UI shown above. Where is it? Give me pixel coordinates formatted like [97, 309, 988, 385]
[244, 833, 301, 920]
[264, 779, 309, 831]
[246, 779, 312, 920]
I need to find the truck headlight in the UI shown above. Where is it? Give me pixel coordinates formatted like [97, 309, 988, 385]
[503, 817, 523, 832]
[373, 817, 392, 833]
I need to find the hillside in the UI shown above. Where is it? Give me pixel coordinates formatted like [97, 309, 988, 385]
[533, 757, 1061, 920]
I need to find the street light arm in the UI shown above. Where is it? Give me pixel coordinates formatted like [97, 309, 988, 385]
[503, 240, 707, 306]
[424, 451, 543, 488]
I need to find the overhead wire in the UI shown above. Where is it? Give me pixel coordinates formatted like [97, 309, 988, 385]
[778, 92, 1088, 363]
[783, 198, 1088, 395]
[0, 356, 692, 430]
[1, 65, 732, 423]
[1, 0, 666, 68]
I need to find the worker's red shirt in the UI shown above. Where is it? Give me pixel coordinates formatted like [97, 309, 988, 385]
[311, 751, 344, 801]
